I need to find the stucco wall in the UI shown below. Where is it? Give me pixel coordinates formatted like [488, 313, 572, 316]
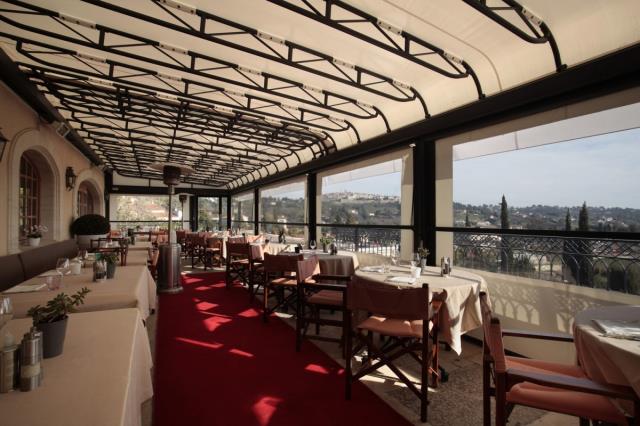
[0, 82, 104, 255]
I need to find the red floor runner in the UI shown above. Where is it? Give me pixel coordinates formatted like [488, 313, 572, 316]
[153, 272, 412, 426]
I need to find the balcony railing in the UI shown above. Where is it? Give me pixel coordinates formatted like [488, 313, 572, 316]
[319, 225, 404, 257]
[452, 231, 640, 294]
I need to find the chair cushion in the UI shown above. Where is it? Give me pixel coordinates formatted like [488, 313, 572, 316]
[269, 277, 297, 287]
[508, 382, 626, 424]
[0, 254, 26, 291]
[19, 240, 79, 279]
[357, 315, 430, 338]
[308, 290, 343, 306]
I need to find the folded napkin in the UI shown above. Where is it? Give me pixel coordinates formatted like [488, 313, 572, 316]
[38, 270, 62, 278]
[385, 276, 416, 285]
[4, 283, 47, 294]
[360, 266, 384, 273]
[592, 319, 640, 341]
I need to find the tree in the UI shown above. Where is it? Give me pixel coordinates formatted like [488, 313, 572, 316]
[500, 195, 510, 229]
[500, 195, 510, 272]
[579, 202, 589, 231]
[465, 211, 470, 228]
[565, 209, 571, 231]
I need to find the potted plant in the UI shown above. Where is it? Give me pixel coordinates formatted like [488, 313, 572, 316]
[27, 287, 90, 358]
[278, 228, 287, 244]
[418, 247, 430, 268]
[100, 252, 119, 279]
[24, 225, 48, 247]
[319, 233, 334, 253]
[71, 214, 111, 250]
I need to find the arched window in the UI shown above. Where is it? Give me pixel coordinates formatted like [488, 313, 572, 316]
[19, 153, 40, 235]
[77, 181, 95, 216]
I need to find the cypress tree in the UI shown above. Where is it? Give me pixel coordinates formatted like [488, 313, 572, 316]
[565, 209, 571, 231]
[465, 211, 470, 227]
[579, 202, 589, 231]
[500, 195, 510, 229]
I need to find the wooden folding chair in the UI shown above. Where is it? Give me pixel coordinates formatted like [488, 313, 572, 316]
[262, 253, 303, 322]
[295, 256, 351, 354]
[204, 237, 223, 269]
[480, 292, 638, 426]
[344, 276, 444, 423]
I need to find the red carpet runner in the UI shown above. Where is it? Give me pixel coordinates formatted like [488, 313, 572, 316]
[153, 272, 412, 426]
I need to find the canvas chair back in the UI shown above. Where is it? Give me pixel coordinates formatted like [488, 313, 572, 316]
[347, 275, 430, 321]
[480, 292, 507, 373]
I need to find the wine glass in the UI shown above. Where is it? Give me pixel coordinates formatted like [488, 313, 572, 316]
[390, 249, 399, 267]
[309, 240, 317, 250]
[56, 258, 70, 276]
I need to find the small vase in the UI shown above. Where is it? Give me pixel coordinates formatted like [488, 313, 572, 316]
[36, 316, 68, 358]
[28, 237, 41, 247]
[106, 262, 116, 279]
[420, 258, 427, 268]
[322, 244, 328, 253]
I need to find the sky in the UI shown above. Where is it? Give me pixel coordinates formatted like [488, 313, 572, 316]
[453, 128, 640, 208]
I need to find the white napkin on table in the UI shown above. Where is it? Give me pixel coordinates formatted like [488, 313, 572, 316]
[385, 276, 416, 285]
[4, 283, 47, 294]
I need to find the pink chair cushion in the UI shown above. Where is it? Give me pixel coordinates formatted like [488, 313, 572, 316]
[269, 277, 297, 287]
[508, 382, 626, 425]
[357, 315, 430, 338]
[308, 290, 343, 306]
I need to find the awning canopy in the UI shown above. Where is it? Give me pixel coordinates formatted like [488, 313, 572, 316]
[1, 0, 638, 187]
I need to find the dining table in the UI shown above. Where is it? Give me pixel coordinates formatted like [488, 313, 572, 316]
[0, 308, 153, 426]
[355, 265, 488, 355]
[573, 305, 640, 400]
[255, 246, 359, 276]
[3, 264, 156, 319]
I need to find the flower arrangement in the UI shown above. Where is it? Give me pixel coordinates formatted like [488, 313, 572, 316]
[99, 251, 119, 265]
[418, 247, 430, 259]
[319, 233, 334, 246]
[25, 224, 48, 238]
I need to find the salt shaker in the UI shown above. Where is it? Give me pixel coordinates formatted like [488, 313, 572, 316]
[20, 327, 43, 391]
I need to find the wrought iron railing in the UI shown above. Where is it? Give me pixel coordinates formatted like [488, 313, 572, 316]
[319, 225, 404, 257]
[452, 231, 640, 294]
[109, 220, 193, 230]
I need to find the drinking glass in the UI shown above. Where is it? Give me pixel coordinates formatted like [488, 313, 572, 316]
[390, 249, 399, 267]
[78, 249, 88, 268]
[56, 258, 70, 276]
[0, 297, 13, 330]
[309, 240, 317, 250]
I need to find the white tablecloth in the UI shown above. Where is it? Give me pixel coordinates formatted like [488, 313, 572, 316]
[356, 265, 488, 354]
[0, 309, 153, 426]
[5, 265, 157, 319]
[264, 250, 358, 276]
[574, 305, 640, 398]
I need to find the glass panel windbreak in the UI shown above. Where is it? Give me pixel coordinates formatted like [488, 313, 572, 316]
[231, 191, 255, 234]
[453, 128, 640, 232]
[198, 197, 222, 231]
[320, 159, 402, 226]
[110, 194, 186, 230]
[259, 179, 307, 243]
[318, 155, 412, 258]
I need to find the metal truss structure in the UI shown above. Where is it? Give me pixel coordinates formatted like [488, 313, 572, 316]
[461, 0, 564, 71]
[0, 0, 591, 188]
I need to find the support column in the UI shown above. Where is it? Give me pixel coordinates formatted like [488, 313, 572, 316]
[412, 140, 436, 265]
[226, 195, 232, 230]
[254, 187, 260, 235]
[189, 196, 198, 231]
[307, 173, 317, 246]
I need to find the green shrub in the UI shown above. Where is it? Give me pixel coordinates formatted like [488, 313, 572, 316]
[71, 214, 110, 235]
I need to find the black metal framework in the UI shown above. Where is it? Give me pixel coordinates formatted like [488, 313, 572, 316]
[268, 0, 484, 99]
[461, 0, 565, 72]
[78, 0, 427, 114]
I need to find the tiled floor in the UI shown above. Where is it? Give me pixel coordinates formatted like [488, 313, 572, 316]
[143, 265, 576, 425]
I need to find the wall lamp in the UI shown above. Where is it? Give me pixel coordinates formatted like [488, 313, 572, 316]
[65, 166, 77, 191]
[0, 130, 8, 163]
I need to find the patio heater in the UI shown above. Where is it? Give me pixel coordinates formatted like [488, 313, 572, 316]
[149, 163, 193, 294]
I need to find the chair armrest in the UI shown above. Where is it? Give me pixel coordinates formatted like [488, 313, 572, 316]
[506, 368, 636, 400]
[502, 329, 574, 342]
[302, 280, 347, 292]
[312, 274, 351, 282]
